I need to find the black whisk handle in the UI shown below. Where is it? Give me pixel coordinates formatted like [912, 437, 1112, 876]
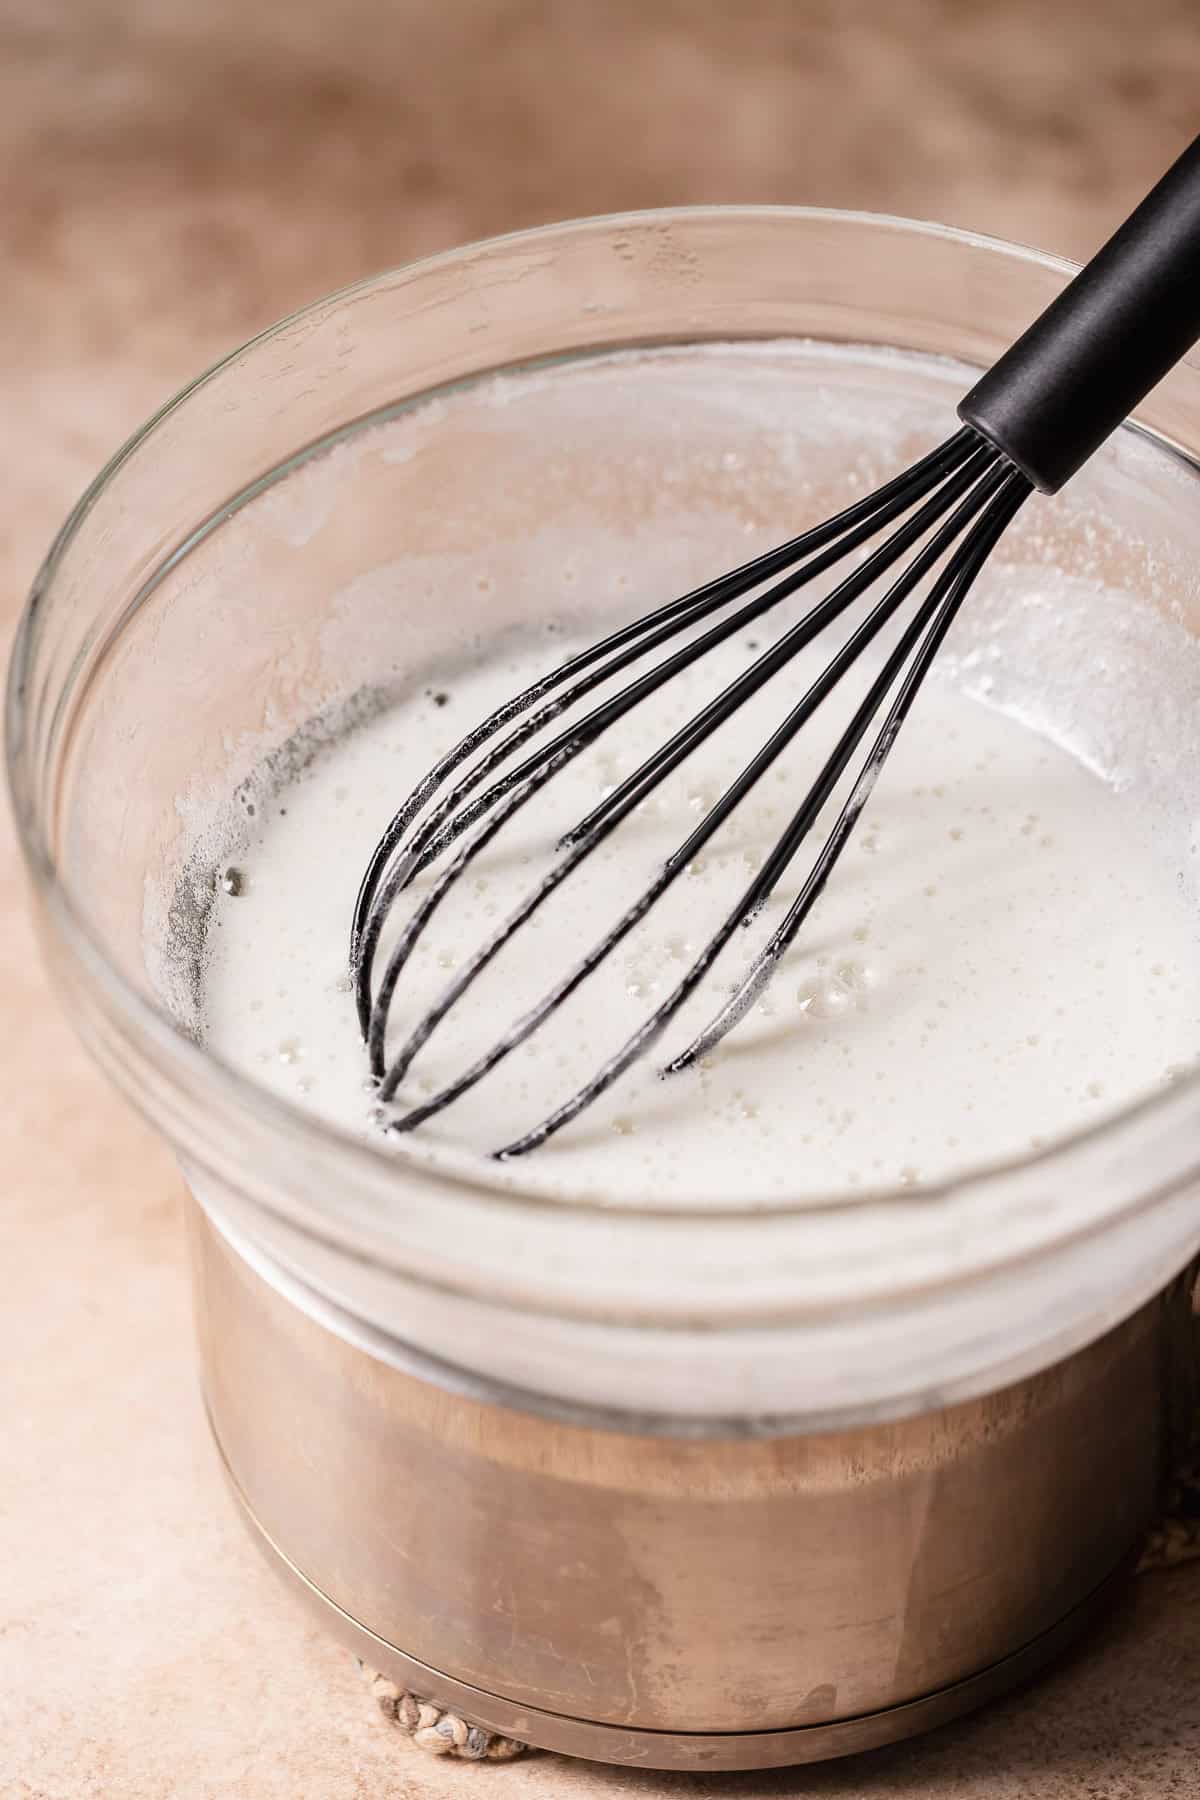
[959, 131, 1200, 493]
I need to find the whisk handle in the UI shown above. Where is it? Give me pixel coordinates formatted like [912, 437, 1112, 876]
[959, 132, 1200, 493]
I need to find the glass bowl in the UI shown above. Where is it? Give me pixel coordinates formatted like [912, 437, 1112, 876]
[9, 207, 1200, 1429]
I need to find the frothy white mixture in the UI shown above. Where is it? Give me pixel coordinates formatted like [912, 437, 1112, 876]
[199, 348, 1200, 1207]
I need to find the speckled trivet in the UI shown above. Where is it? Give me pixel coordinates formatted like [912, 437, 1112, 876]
[359, 1664, 528, 1760]
[1140, 1425, 1200, 1571]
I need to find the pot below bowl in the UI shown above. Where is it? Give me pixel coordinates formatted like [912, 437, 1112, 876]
[188, 1191, 1192, 1772]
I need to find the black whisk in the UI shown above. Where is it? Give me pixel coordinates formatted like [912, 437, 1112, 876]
[352, 134, 1200, 1157]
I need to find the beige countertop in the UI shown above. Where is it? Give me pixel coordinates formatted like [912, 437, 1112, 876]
[3, 4, 1199, 1794]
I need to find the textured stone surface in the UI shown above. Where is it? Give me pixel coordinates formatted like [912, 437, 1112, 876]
[3, 3, 1200, 1794]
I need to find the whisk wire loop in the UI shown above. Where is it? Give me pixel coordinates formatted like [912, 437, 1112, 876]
[379, 449, 1010, 1125]
[368, 436, 999, 1092]
[355, 427, 1033, 1150]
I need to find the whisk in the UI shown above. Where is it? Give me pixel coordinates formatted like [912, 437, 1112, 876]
[352, 134, 1200, 1157]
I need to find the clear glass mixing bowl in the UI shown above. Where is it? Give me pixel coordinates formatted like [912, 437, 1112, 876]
[9, 208, 1200, 1428]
